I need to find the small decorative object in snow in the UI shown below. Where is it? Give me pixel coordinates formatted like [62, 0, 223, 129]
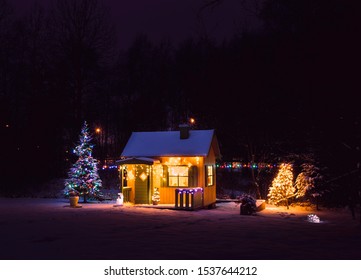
[116, 193, 124, 206]
[307, 214, 320, 223]
[240, 195, 257, 215]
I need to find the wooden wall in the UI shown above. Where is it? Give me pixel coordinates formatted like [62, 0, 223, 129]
[120, 152, 218, 207]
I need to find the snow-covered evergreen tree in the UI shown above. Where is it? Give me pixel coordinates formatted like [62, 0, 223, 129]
[294, 163, 322, 199]
[268, 163, 294, 209]
[64, 121, 102, 202]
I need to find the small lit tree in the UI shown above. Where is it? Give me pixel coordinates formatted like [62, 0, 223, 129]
[64, 121, 102, 202]
[152, 187, 160, 205]
[268, 163, 294, 209]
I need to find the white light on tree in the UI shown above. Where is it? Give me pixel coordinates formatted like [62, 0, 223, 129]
[268, 163, 294, 209]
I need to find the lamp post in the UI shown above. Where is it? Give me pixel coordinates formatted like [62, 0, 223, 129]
[95, 127, 102, 163]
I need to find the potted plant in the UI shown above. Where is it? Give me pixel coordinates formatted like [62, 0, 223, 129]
[69, 190, 80, 207]
[152, 187, 160, 205]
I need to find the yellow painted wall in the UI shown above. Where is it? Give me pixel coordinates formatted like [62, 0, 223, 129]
[120, 152, 217, 207]
[203, 148, 217, 207]
[157, 155, 216, 207]
[158, 156, 202, 204]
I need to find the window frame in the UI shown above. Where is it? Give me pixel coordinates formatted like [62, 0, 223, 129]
[167, 165, 189, 187]
[206, 165, 215, 187]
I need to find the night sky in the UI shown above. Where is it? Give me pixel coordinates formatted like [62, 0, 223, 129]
[1, 0, 360, 199]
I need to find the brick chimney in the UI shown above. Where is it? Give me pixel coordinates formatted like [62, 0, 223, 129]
[179, 124, 190, 139]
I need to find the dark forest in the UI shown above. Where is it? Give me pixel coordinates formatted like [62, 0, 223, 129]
[1, 0, 360, 204]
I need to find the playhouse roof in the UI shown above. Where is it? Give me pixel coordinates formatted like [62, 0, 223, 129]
[121, 129, 221, 158]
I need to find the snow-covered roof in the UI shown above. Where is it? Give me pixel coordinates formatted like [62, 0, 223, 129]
[121, 129, 221, 158]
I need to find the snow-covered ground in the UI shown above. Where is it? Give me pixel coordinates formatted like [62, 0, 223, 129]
[0, 197, 360, 260]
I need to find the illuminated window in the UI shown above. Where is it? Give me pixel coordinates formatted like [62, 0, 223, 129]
[168, 166, 189, 187]
[206, 165, 214, 186]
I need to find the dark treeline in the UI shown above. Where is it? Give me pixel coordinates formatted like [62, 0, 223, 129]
[1, 0, 360, 198]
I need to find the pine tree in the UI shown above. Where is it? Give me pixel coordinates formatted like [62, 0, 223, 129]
[294, 163, 322, 201]
[64, 121, 102, 202]
[268, 163, 294, 209]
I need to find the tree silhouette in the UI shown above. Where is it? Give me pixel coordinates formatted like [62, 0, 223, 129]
[50, 0, 116, 127]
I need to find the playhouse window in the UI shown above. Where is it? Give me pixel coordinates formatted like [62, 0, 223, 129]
[168, 166, 189, 187]
[206, 165, 214, 186]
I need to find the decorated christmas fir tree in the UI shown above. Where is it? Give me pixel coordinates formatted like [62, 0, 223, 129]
[268, 163, 294, 209]
[268, 162, 322, 209]
[64, 121, 102, 202]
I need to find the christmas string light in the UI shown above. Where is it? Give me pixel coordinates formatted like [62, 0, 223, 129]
[216, 162, 278, 170]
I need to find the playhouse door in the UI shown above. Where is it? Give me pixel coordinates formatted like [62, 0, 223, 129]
[134, 166, 150, 204]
